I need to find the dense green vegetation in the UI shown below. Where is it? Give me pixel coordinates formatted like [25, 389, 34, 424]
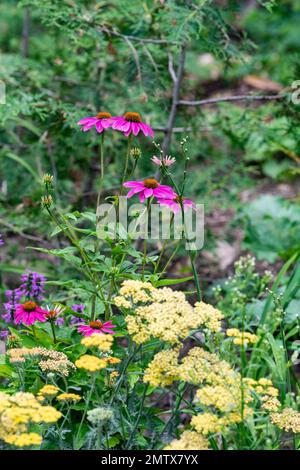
[0, 0, 299, 451]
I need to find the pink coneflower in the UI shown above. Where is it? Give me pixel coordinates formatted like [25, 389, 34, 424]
[77, 112, 113, 133]
[157, 195, 196, 214]
[111, 112, 154, 137]
[151, 155, 176, 167]
[77, 320, 116, 336]
[14, 301, 48, 326]
[123, 178, 176, 203]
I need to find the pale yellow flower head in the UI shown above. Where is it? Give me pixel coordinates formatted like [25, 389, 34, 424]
[81, 333, 114, 352]
[75, 354, 107, 373]
[39, 384, 59, 396]
[143, 348, 179, 387]
[164, 430, 210, 450]
[270, 408, 300, 433]
[57, 393, 81, 402]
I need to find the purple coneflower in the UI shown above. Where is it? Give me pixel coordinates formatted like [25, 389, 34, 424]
[77, 320, 116, 337]
[0, 234, 4, 246]
[123, 178, 176, 203]
[77, 111, 113, 133]
[111, 112, 154, 137]
[157, 194, 196, 214]
[15, 301, 47, 326]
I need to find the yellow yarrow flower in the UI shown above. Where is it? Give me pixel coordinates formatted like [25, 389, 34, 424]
[4, 432, 42, 447]
[81, 333, 114, 351]
[57, 393, 81, 402]
[75, 354, 107, 372]
[164, 430, 210, 450]
[39, 384, 59, 396]
[270, 408, 300, 433]
[115, 280, 226, 344]
[0, 391, 61, 447]
[194, 301, 224, 332]
[226, 328, 258, 346]
[143, 348, 179, 387]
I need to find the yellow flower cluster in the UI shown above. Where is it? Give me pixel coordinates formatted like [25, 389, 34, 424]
[143, 348, 179, 387]
[164, 430, 210, 450]
[177, 347, 235, 386]
[270, 408, 300, 433]
[261, 396, 281, 412]
[194, 302, 224, 332]
[81, 333, 114, 351]
[116, 281, 216, 344]
[226, 329, 259, 346]
[0, 391, 61, 448]
[57, 393, 81, 402]
[5, 432, 42, 447]
[38, 385, 59, 397]
[8, 347, 75, 376]
[243, 378, 279, 397]
[75, 354, 107, 372]
[114, 280, 155, 308]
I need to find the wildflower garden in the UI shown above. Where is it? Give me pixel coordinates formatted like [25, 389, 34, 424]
[0, 0, 300, 453]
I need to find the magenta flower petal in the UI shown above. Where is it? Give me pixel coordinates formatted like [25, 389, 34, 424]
[14, 302, 47, 326]
[127, 187, 144, 198]
[77, 320, 116, 336]
[95, 121, 104, 133]
[77, 113, 113, 133]
[139, 192, 146, 203]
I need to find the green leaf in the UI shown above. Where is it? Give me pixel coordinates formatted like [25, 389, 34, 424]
[155, 276, 194, 287]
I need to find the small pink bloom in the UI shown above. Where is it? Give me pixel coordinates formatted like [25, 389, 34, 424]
[77, 320, 116, 336]
[14, 301, 47, 326]
[157, 195, 196, 214]
[77, 112, 113, 133]
[151, 155, 176, 167]
[123, 178, 176, 203]
[111, 112, 154, 137]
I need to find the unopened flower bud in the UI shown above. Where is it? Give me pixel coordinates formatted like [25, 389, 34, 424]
[41, 195, 53, 208]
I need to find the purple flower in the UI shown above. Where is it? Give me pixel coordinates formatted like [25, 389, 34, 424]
[20, 271, 46, 300]
[111, 112, 154, 137]
[77, 112, 113, 133]
[70, 304, 85, 325]
[2, 289, 23, 323]
[0, 329, 9, 340]
[0, 234, 4, 246]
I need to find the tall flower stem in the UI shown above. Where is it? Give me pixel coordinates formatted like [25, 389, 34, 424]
[154, 212, 175, 274]
[50, 321, 57, 344]
[74, 375, 97, 449]
[96, 132, 105, 213]
[121, 134, 133, 193]
[126, 382, 149, 449]
[142, 199, 151, 280]
[164, 169, 202, 301]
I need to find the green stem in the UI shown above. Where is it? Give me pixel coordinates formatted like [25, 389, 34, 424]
[50, 321, 57, 344]
[142, 199, 151, 279]
[74, 375, 97, 449]
[121, 135, 133, 193]
[188, 251, 202, 302]
[126, 383, 149, 449]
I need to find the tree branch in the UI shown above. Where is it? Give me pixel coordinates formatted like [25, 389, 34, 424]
[178, 93, 287, 106]
[162, 45, 187, 154]
[99, 26, 178, 46]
